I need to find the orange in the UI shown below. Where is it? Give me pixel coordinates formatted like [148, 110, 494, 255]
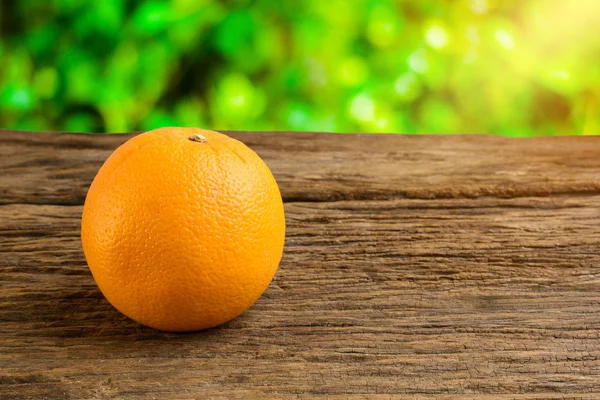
[81, 127, 285, 332]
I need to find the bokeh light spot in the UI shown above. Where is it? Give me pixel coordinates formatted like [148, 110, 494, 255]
[465, 25, 480, 45]
[470, 0, 488, 15]
[374, 116, 390, 130]
[218, 74, 253, 112]
[408, 49, 429, 74]
[549, 69, 571, 81]
[132, 0, 172, 34]
[494, 29, 515, 50]
[425, 25, 449, 50]
[288, 108, 309, 129]
[348, 93, 375, 123]
[4, 87, 34, 110]
[366, 5, 402, 48]
[394, 73, 421, 102]
[305, 57, 328, 88]
[463, 50, 478, 65]
[212, 73, 266, 127]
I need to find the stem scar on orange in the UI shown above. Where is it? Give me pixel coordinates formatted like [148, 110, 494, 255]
[81, 128, 286, 332]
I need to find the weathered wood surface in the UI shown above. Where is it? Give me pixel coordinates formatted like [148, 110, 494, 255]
[1, 129, 600, 399]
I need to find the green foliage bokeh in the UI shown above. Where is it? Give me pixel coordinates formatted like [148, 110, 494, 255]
[1, 0, 600, 135]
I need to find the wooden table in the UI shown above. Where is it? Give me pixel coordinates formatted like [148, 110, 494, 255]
[2, 130, 600, 399]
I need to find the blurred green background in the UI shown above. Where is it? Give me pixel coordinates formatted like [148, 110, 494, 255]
[1, 0, 599, 135]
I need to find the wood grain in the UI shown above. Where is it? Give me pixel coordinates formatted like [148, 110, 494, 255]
[1, 129, 600, 399]
[2, 130, 600, 205]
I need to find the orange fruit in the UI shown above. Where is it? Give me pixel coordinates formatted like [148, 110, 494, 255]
[81, 127, 285, 332]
